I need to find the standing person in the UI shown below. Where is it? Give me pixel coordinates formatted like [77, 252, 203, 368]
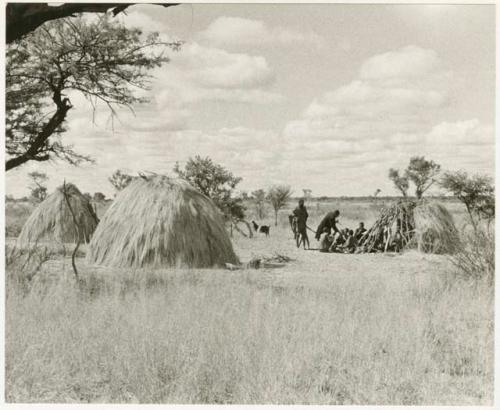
[315, 210, 340, 252]
[293, 199, 310, 249]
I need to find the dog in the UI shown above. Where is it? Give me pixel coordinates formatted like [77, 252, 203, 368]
[252, 220, 270, 236]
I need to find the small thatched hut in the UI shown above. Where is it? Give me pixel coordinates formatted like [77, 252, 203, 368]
[16, 183, 99, 249]
[358, 200, 458, 254]
[86, 175, 239, 269]
[414, 201, 459, 254]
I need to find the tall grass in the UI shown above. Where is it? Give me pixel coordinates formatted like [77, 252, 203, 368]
[450, 227, 494, 285]
[6, 265, 493, 404]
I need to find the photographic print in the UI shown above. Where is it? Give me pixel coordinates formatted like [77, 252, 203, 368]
[4, 1, 495, 405]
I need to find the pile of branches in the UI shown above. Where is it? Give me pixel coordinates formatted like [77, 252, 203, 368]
[226, 253, 295, 270]
[358, 200, 417, 253]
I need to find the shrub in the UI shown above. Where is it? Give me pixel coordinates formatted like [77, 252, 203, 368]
[450, 228, 494, 285]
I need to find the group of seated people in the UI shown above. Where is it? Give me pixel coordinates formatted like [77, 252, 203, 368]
[315, 209, 368, 253]
[323, 222, 367, 253]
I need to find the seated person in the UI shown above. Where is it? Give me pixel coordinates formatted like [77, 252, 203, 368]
[354, 222, 367, 242]
[342, 230, 356, 253]
[328, 231, 345, 252]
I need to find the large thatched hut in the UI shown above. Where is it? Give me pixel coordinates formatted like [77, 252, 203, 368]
[16, 183, 99, 249]
[86, 175, 239, 269]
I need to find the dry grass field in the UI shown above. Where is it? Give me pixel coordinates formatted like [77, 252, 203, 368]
[5, 198, 494, 404]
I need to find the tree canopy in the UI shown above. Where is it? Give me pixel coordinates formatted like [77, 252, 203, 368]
[109, 170, 136, 193]
[28, 171, 48, 202]
[267, 185, 292, 226]
[406, 157, 441, 199]
[389, 156, 440, 199]
[6, 3, 178, 43]
[440, 171, 494, 228]
[174, 156, 246, 220]
[6, 15, 180, 171]
[388, 168, 409, 197]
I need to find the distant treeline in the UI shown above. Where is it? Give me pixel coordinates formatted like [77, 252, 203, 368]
[6, 194, 459, 204]
[276, 196, 459, 202]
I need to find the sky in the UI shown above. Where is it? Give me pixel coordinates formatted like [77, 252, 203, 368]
[5, 3, 496, 198]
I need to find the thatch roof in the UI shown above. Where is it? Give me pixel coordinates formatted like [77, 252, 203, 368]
[16, 183, 99, 248]
[414, 201, 459, 254]
[86, 175, 239, 269]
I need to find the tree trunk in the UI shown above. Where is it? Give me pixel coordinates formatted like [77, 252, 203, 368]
[275, 210, 278, 226]
[6, 92, 71, 171]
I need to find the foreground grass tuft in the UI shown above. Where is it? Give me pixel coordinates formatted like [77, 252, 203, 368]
[6, 265, 493, 404]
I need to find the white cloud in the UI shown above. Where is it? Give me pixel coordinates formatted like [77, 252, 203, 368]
[278, 45, 493, 193]
[179, 43, 275, 90]
[151, 41, 283, 109]
[359, 45, 440, 80]
[118, 11, 169, 34]
[199, 16, 324, 49]
[284, 46, 450, 145]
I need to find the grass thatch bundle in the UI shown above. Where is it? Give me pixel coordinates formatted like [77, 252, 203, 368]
[86, 175, 239, 269]
[16, 183, 98, 249]
[414, 201, 459, 254]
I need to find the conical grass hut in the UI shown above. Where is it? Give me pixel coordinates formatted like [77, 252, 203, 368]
[414, 201, 459, 254]
[86, 175, 239, 269]
[16, 183, 99, 249]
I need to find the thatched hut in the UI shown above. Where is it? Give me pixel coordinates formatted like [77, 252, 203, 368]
[86, 175, 239, 269]
[414, 201, 459, 254]
[16, 183, 99, 249]
[358, 200, 458, 254]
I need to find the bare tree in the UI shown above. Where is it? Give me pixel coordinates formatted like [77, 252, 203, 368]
[268, 185, 293, 226]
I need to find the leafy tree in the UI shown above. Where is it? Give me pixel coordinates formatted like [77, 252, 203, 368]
[406, 156, 441, 199]
[440, 171, 494, 229]
[109, 170, 135, 193]
[6, 15, 181, 171]
[93, 192, 106, 202]
[267, 185, 292, 226]
[28, 171, 48, 202]
[173, 156, 245, 220]
[251, 189, 267, 219]
[389, 156, 440, 199]
[388, 169, 409, 197]
[6, 3, 178, 43]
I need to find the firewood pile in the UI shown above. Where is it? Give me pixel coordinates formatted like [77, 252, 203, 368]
[225, 253, 295, 270]
[358, 200, 417, 253]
